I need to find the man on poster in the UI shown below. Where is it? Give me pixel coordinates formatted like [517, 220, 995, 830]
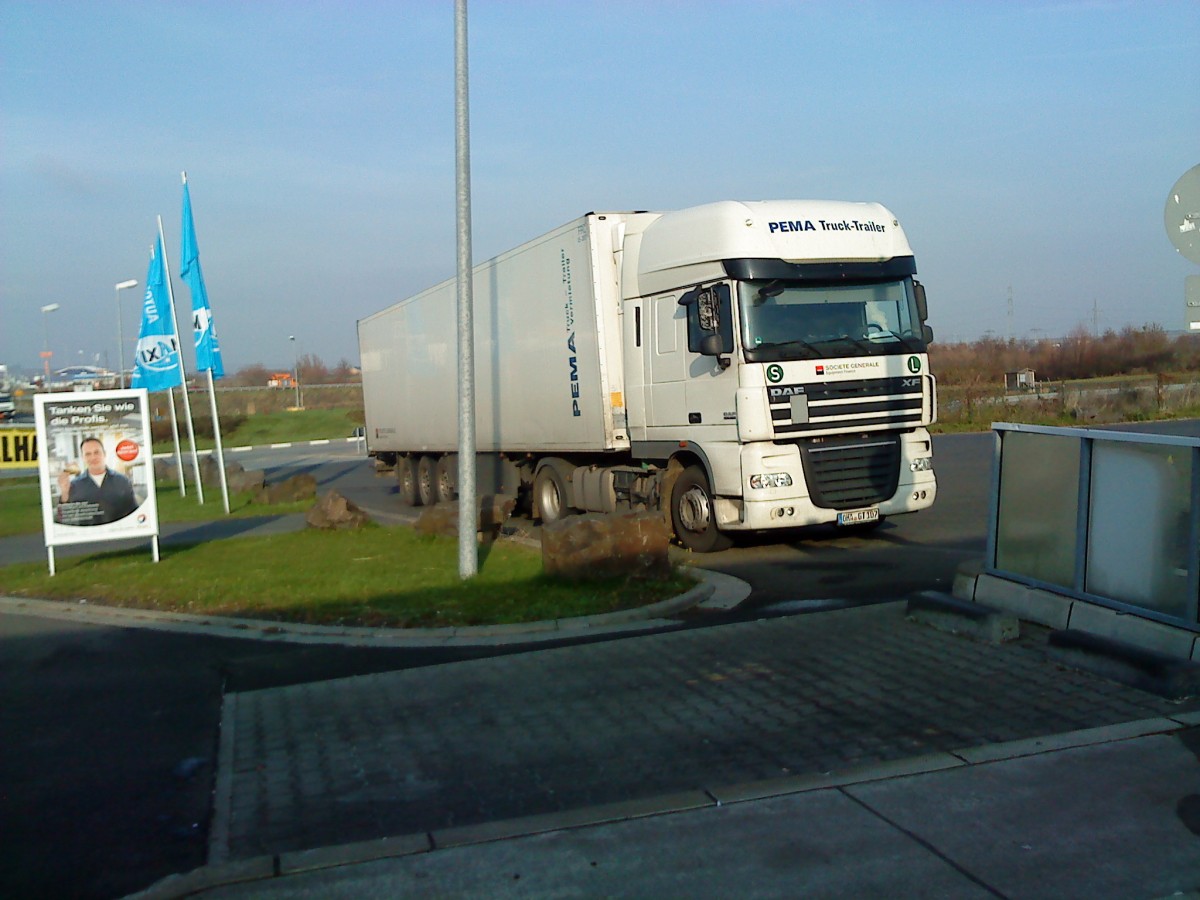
[55, 437, 138, 526]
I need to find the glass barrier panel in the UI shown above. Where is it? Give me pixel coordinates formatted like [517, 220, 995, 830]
[1086, 441, 1192, 619]
[995, 430, 1080, 588]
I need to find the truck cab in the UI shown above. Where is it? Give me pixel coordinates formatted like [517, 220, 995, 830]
[618, 200, 937, 550]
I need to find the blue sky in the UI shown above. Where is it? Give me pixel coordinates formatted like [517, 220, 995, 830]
[2, 0, 1197, 376]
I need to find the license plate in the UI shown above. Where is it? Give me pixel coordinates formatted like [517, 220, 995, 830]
[837, 508, 879, 526]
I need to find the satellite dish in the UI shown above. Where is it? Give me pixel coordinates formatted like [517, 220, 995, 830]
[1165, 164, 1200, 265]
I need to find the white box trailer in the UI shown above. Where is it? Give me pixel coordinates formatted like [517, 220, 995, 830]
[360, 200, 938, 551]
[360, 215, 631, 455]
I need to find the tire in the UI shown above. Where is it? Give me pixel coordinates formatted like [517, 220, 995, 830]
[435, 455, 457, 504]
[396, 457, 420, 507]
[532, 465, 571, 524]
[416, 455, 438, 507]
[670, 465, 733, 552]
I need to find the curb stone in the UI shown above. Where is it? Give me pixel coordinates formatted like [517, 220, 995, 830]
[0, 567, 748, 648]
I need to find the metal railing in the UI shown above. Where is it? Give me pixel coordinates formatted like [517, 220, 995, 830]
[988, 423, 1200, 631]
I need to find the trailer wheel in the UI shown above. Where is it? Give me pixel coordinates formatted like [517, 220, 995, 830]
[416, 455, 438, 507]
[435, 455, 457, 504]
[397, 457, 420, 506]
[533, 465, 570, 524]
[670, 465, 732, 553]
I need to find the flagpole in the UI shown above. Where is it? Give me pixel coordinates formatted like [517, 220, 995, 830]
[168, 386, 185, 496]
[158, 215, 204, 504]
[207, 368, 229, 513]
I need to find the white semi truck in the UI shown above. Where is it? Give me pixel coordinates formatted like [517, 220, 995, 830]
[359, 200, 937, 551]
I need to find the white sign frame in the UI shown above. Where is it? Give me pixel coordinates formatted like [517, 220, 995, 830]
[35, 389, 160, 574]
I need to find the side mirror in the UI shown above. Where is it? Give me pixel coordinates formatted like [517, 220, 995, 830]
[697, 289, 720, 332]
[681, 283, 732, 367]
[922, 324, 934, 344]
[913, 280, 928, 322]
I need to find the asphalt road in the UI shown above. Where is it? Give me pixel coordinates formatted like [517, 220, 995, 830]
[1, 423, 1193, 899]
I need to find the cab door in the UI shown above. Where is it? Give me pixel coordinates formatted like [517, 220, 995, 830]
[678, 282, 737, 432]
[644, 294, 689, 430]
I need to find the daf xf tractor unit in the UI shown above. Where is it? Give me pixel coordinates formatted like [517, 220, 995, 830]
[359, 199, 937, 551]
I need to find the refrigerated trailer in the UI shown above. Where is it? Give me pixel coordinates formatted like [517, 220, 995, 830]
[359, 200, 937, 551]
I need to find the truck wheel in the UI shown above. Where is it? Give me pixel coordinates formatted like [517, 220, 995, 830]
[533, 465, 570, 524]
[670, 465, 732, 552]
[397, 457, 420, 506]
[435, 455, 457, 504]
[417, 455, 438, 507]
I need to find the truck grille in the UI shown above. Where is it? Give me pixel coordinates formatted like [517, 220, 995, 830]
[768, 376, 925, 437]
[798, 434, 901, 509]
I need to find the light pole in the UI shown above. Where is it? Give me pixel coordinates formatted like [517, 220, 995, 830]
[289, 335, 303, 409]
[114, 279, 138, 388]
[40, 303, 60, 380]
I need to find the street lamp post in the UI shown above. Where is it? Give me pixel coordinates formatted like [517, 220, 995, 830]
[289, 335, 303, 409]
[114, 279, 138, 388]
[40, 303, 60, 380]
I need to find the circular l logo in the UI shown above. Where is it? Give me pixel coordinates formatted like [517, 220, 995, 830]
[906, 356, 922, 374]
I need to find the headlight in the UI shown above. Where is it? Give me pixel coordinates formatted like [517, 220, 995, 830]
[909, 457, 934, 472]
[749, 473, 793, 489]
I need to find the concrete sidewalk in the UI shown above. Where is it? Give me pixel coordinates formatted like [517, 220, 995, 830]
[143, 719, 1200, 899]
[133, 600, 1200, 899]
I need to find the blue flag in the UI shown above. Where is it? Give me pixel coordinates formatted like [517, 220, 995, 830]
[131, 235, 184, 392]
[180, 179, 225, 378]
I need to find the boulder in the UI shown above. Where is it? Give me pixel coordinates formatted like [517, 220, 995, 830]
[199, 454, 227, 486]
[479, 494, 517, 535]
[413, 495, 517, 541]
[306, 490, 370, 530]
[414, 503, 458, 539]
[197, 456, 265, 494]
[154, 456, 180, 484]
[256, 472, 318, 505]
[541, 511, 672, 580]
[226, 467, 265, 494]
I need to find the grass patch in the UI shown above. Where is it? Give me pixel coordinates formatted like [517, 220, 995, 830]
[155, 406, 362, 453]
[0, 479, 309, 538]
[0, 525, 694, 628]
[218, 407, 361, 446]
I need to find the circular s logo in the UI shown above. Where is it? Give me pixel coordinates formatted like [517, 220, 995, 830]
[906, 356, 922, 374]
[766, 364, 784, 384]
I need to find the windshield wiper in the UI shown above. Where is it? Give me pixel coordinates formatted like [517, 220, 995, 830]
[771, 338, 823, 357]
[830, 334, 876, 353]
[886, 334, 924, 353]
[749, 338, 823, 360]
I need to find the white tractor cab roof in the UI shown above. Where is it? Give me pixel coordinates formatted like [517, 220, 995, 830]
[620, 199, 915, 299]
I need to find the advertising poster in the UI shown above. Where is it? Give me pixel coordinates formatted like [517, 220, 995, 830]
[34, 389, 159, 550]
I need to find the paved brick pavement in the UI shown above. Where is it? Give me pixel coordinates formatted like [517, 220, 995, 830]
[214, 601, 1199, 862]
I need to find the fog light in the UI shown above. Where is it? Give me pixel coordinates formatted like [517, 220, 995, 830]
[912, 490, 928, 501]
[750, 472, 793, 489]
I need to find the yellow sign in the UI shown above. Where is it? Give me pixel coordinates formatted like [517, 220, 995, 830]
[1, 429, 39, 468]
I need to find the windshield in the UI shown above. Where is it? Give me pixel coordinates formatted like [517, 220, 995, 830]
[738, 278, 925, 363]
